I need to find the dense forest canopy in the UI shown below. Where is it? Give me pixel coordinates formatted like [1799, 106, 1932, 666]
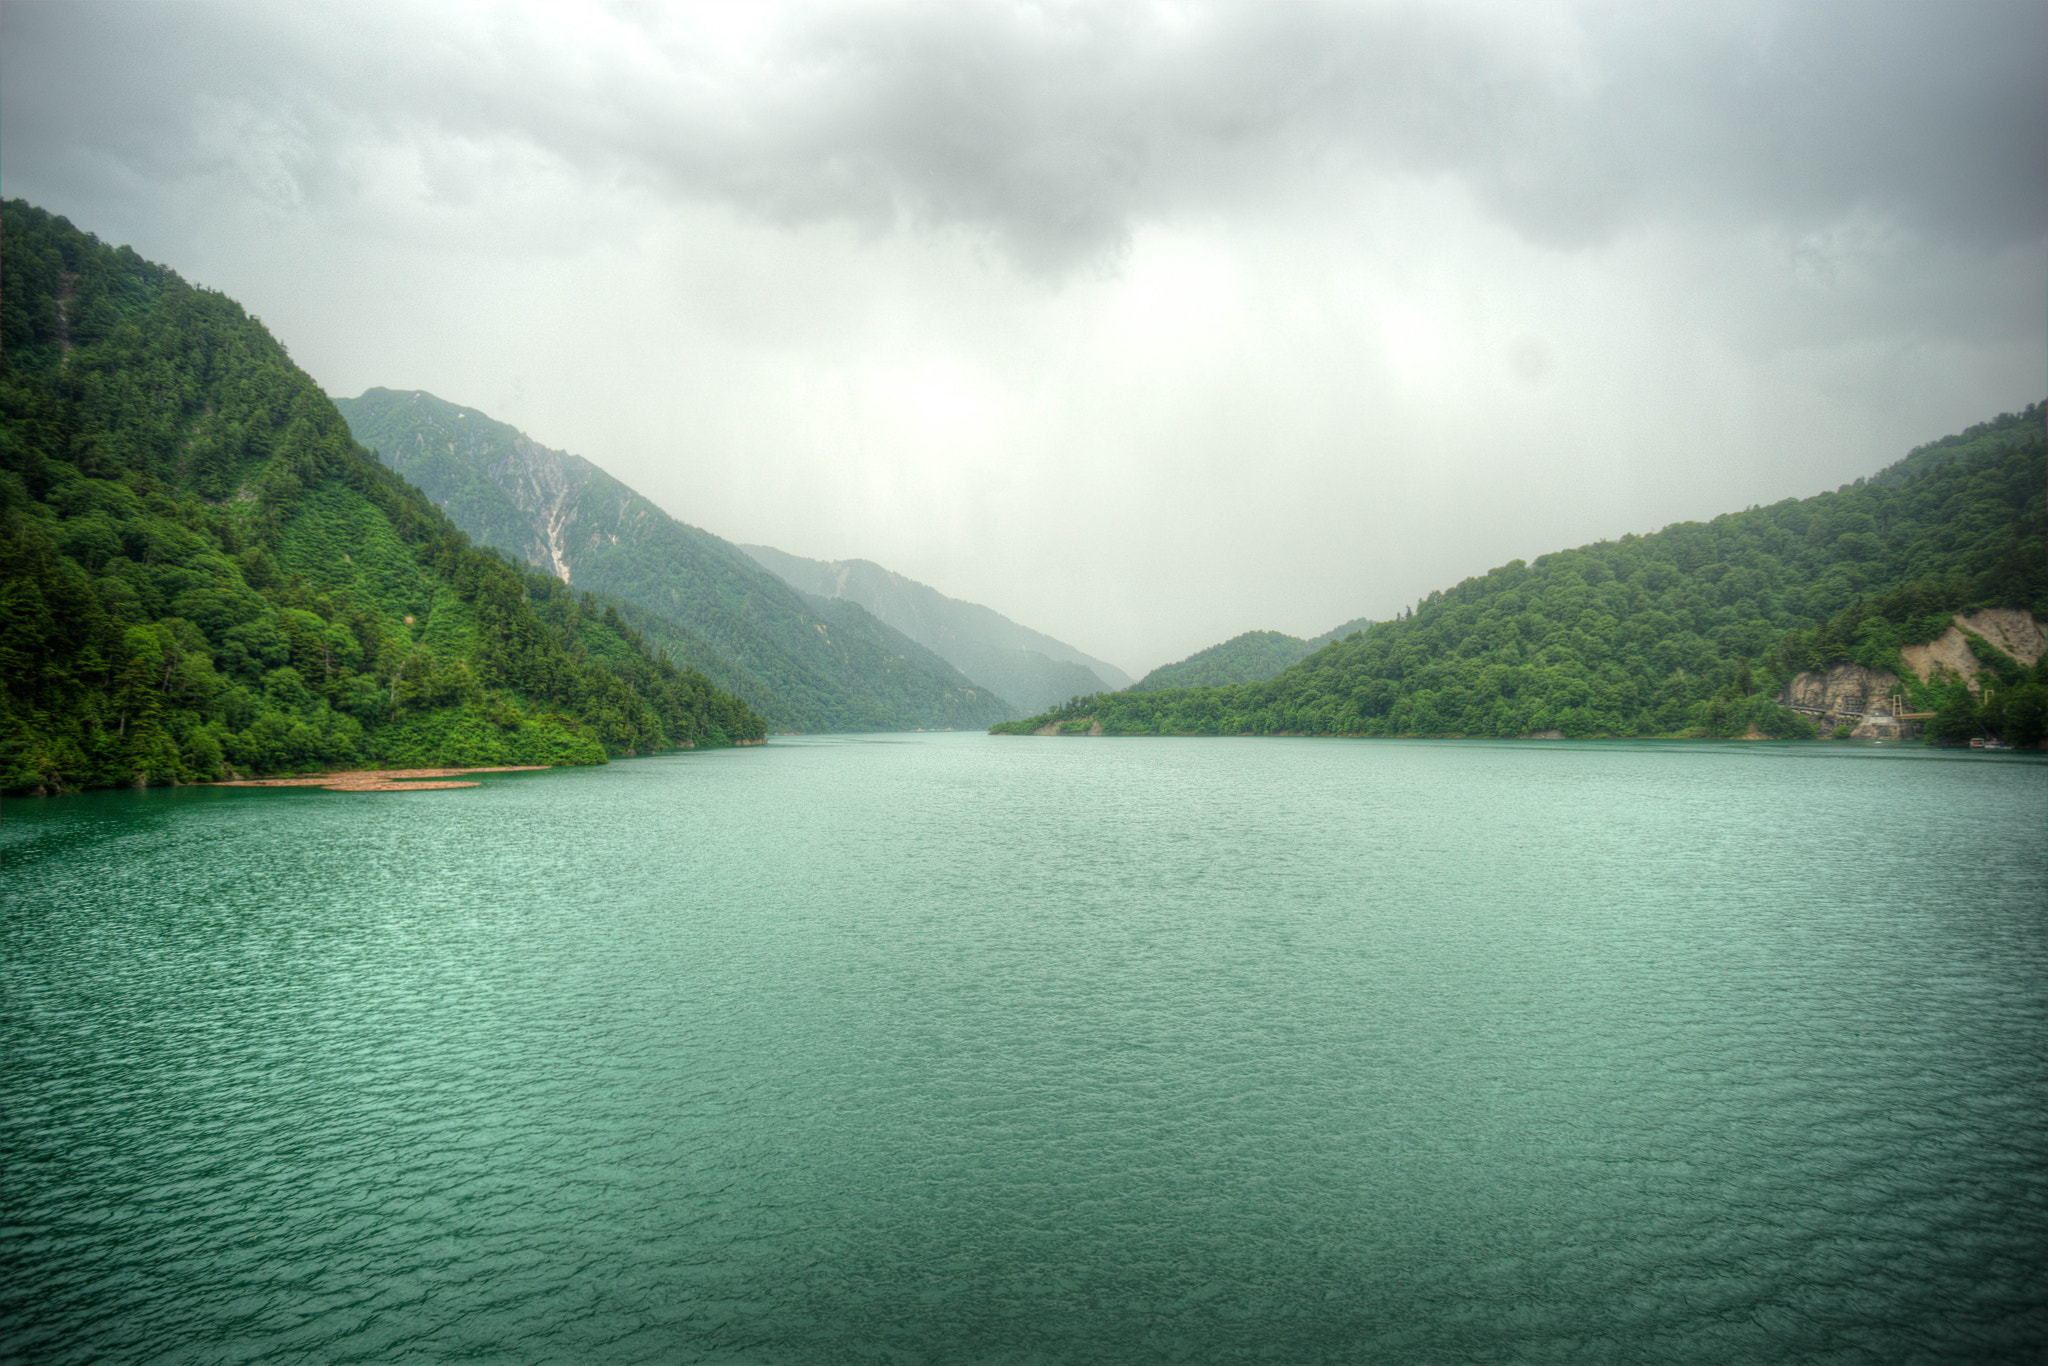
[999, 407, 2047, 743]
[1132, 621, 1375, 693]
[336, 388, 1015, 733]
[1, 201, 764, 794]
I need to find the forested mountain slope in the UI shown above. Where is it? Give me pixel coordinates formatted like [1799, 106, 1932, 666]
[997, 406, 2046, 740]
[1132, 619, 1374, 693]
[0, 201, 764, 794]
[337, 389, 1013, 732]
[739, 542, 1129, 714]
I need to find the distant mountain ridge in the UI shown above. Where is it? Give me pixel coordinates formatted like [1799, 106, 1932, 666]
[739, 544, 1131, 714]
[335, 389, 1013, 732]
[1132, 620, 1374, 692]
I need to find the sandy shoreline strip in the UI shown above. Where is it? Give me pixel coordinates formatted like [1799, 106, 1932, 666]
[215, 766, 553, 792]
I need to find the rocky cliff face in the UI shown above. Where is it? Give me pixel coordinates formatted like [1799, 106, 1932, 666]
[360, 401, 695, 594]
[478, 434, 589, 583]
[1900, 608, 2045, 692]
[1776, 609, 2045, 739]
[1777, 663, 1905, 736]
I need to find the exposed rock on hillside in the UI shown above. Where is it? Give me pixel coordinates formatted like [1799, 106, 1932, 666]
[1777, 609, 2045, 739]
[1027, 717, 1102, 736]
[1900, 608, 2045, 693]
[1962, 607, 2046, 663]
[1778, 663, 1900, 716]
[1777, 664, 1907, 737]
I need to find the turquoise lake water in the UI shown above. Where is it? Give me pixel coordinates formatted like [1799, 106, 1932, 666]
[4, 734, 2044, 1363]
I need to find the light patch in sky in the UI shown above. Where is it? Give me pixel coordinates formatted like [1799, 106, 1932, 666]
[875, 359, 998, 438]
[1100, 232, 1244, 363]
[1377, 301, 1457, 390]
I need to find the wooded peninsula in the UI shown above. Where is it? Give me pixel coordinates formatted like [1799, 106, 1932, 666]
[995, 408, 2046, 744]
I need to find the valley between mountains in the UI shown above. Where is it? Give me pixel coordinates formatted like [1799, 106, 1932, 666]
[3, 198, 2042, 796]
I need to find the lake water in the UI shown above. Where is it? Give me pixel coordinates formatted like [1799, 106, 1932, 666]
[4, 735, 2044, 1364]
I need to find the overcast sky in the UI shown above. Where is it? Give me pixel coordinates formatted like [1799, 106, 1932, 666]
[5, 1, 2042, 675]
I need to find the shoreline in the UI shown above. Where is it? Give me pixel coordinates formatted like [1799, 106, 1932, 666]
[214, 766, 555, 792]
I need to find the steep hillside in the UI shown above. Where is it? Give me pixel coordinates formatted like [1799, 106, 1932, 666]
[997, 405, 2045, 741]
[335, 389, 1013, 732]
[0, 202, 764, 794]
[739, 543, 1129, 713]
[1132, 619, 1374, 692]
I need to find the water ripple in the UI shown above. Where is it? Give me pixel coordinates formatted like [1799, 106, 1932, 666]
[4, 738, 2044, 1363]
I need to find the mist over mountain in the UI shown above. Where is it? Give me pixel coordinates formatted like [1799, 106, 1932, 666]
[335, 389, 1012, 733]
[739, 543, 1130, 715]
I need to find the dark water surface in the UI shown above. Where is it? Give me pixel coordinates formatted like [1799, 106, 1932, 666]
[4, 735, 2044, 1364]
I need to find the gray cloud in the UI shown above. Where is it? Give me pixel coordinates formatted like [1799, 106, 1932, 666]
[9, 2, 2042, 268]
